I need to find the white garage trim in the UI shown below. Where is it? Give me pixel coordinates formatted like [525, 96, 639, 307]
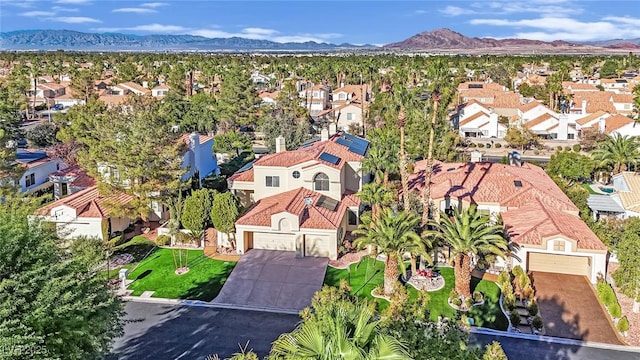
[527, 252, 592, 277]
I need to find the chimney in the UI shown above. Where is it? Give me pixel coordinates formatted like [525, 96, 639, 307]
[558, 115, 568, 140]
[328, 123, 337, 136]
[581, 99, 587, 114]
[598, 118, 606, 134]
[275, 136, 286, 153]
[470, 150, 483, 163]
[321, 128, 329, 141]
[142, 81, 148, 89]
[340, 82, 344, 88]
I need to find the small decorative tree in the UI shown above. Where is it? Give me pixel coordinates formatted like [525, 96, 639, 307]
[211, 192, 242, 249]
[483, 341, 508, 360]
[617, 316, 629, 336]
[509, 309, 521, 327]
[527, 300, 539, 317]
[182, 189, 214, 247]
[609, 302, 622, 320]
[532, 315, 543, 331]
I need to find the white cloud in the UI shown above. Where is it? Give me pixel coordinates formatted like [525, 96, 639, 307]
[93, 24, 342, 43]
[55, 0, 91, 3]
[112, 7, 156, 14]
[439, 6, 476, 16]
[470, 1, 581, 15]
[20, 10, 53, 17]
[51, 6, 78, 12]
[54, 16, 102, 23]
[0, 0, 37, 8]
[141, 2, 168, 8]
[470, 16, 640, 41]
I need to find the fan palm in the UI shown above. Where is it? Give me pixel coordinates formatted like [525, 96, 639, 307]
[353, 209, 423, 295]
[427, 206, 508, 299]
[270, 300, 411, 359]
[591, 134, 640, 174]
[357, 183, 395, 221]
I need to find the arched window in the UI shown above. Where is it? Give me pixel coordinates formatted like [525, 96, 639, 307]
[314, 173, 329, 191]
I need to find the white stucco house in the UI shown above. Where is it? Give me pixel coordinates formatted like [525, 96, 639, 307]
[408, 159, 608, 283]
[15, 149, 65, 194]
[228, 131, 368, 260]
[181, 132, 220, 185]
[458, 107, 506, 139]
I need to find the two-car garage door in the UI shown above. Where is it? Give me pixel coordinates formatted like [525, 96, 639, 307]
[527, 252, 592, 277]
[251, 232, 333, 258]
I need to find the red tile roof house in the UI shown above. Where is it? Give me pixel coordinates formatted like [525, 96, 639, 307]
[407, 159, 608, 283]
[35, 185, 135, 241]
[228, 131, 368, 260]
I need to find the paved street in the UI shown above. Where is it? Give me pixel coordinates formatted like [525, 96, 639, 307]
[109, 301, 300, 360]
[470, 332, 640, 360]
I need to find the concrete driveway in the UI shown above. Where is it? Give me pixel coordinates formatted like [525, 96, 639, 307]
[531, 272, 623, 345]
[212, 249, 328, 313]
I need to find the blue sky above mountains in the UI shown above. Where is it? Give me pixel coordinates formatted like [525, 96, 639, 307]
[1, 0, 639, 45]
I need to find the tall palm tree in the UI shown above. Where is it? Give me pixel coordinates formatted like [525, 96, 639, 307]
[360, 128, 399, 186]
[398, 108, 411, 211]
[357, 183, 395, 221]
[353, 209, 422, 295]
[591, 134, 640, 174]
[421, 90, 441, 226]
[427, 206, 508, 299]
[270, 300, 411, 359]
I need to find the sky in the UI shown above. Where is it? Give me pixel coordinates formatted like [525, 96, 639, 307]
[1, 0, 639, 45]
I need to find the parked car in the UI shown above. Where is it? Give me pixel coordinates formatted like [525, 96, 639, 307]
[52, 104, 64, 110]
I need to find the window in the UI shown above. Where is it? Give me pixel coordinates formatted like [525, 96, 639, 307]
[567, 134, 575, 140]
[25, 173, 35, 187]
[292, 171, 300, 179]
[553, 241, 565, 251]
[481, 130, 489, 137]
[478, 209, 491, 217]
[346, 113, 354, 120]
[348, 209, 358, 225]
[265, 176, 280, 187]
[339, 93, 346, 100]
[314, 173, 329, 191]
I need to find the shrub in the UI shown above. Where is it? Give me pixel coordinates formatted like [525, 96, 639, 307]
[155, 235, 171, 246]
[572, 144, 581, 152]
[609, 302, 622, 319]
[617, 316, 629, 333]
[450, 288, 459, 300]
[473, 291, 483, 303]
[464, 297, 474, 309]
[509, 309, 521, 326]
[453, 297, 462, 306]
[564, 146, 571, 152]
[495, 143, 502, 148]
[527, 300, 539, 316]
[497, 270, 511, 288]
[504, 292, 516, 311]
[522, 284, 534, 299]
[512, 265, 525, 278]
[469, 143, 477, 148]
[536, 144, 543, 150]
[485, 143, 491, 149]
[556, 145, 563, 151]
[533, 149, 540, 155]
[532, 315, 543, 330]
[597, 280, 617, 307]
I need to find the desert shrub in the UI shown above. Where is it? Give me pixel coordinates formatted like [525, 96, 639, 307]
[572, 144, 581, 152]
[155, 234, 171, 246]
[609, 302, 622, 319]
[564, 146, 571, 151]
[509, 309, 521, 326]
[527, 300, 539, 316]
[464, 298, 473, 309]
[532, 315, 543, 330]
[450, 288, 459, 300]
[522, 284, 534, 299]
[497, 270, 511, 288]
[495, 143, 502, 148]
[597, 280, 617, 307]
[469, 143, 477, 148]
[485, 143, 491, 149]
[533, 149, 540, 155]
[556, 145, 563, 151]
[453, 297, 462, 306]
[617, 316, 629, 333]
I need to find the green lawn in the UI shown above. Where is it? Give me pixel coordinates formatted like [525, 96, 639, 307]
[324, 257, 508, 330]
[103, 236, 158, 280]
[126, 248, 236, 301]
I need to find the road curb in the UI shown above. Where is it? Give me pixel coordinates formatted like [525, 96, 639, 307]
[123, 296, 301, 315]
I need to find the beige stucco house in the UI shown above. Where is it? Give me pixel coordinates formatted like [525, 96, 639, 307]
[228, 131, 368, 260]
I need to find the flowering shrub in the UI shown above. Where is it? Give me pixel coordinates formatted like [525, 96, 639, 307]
[416, 269, 433, 278]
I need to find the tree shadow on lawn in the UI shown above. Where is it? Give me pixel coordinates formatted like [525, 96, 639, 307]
[179, 262, 236, 301]
[468, 276, 509, 330]
[135, 269, 152, 281]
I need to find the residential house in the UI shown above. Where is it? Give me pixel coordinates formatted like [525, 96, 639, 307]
[407, 159, 608, 283]
[523, 112, 576, 140]
[456, 101, 506, 138]
[151, 84, 170, 98]
[562, 81, 599, 94]
[228, 131, 368, 260]
[49, 165, 96, 200]
[331, 84, 370, 108]
[299, 85, 330, 116]
[35, 186, 134, 240]
[258, 90, 279, 106]
[611, 93, 635, 115]
[181, 132, 220, 186]
[108, 82, 151, 96]
[599, 78, 631, 94]
[54, 88, 84, 108]
[15, 149, 65, 194]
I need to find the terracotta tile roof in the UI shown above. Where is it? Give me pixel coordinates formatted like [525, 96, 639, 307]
[236, 187, 358, 230]
[49, 165, 96, 188]
[502, 202, 607, 251]
[460, 90, 503, 102]
[407, 161, 578, 213]
[259, 90, 279, 99]
[492, 92, 521, 109]
[605, 114, 634, 134]
[519, 100, 544, 113]
[98, 94, 127, 106]
[459, 111, 489, 127]
[612, 93, 634, 103]
[152, 84, 170, 90]
[575, 110, 610, 125]
[600, 78, 627, 84]
[117, 81, 151, 95]
[228, 167, 254, 182]
[616, 172, 640, 213]
[457, 82, 505, 92]
[573, 92, 616, 113]
[562, 82, 598, 92]
[525, 113, 556, 129]
[463, 99, 491, 111]
[332, 84, 370, 101]
[253, 132, 367, 170]
[36, 185, 134, 218]
[180, 133, 213, 146]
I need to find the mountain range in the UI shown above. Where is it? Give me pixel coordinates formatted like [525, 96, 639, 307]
[1, 28, 639, 52]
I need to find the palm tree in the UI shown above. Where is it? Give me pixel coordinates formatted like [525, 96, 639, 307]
[421, 90, 441, 226]
[360, 128, 399, 186]
[591, 134, 640, 174]
[398, 108, 411, 211]
[357, 183, 395, 221]
[270, 300, 411, 359]
[427, 206, 508, 299]
[353, 209, 422, 295]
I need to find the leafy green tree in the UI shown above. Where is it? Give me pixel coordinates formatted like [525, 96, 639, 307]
[216, 66, 260, 131]
[183, 92, 216, 133]
[599, 60, 619, 79]
[26, 122, 59, 148]
[214, 131, 253, 156]
[211, 192, 242, 248]
[0, 198, 124, 359]
[353, 209, 423, 295]
[277, 80, 307, 119]
[182, 189, 215, 240]
[504, 127, 539, 151]
[270, 286, 411, 359]
[613, 218, 640, 313]
[427, 206, 508, 299]
[0, 85, 23, 193]
[115, 61, 139, 83]
[260, 113, 310, 152]
[547, 151, 594, 181]
[591, 134, 640, 174]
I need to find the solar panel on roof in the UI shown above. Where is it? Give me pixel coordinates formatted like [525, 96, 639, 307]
[300, 136, 321, 148]
[336, 137, 352, 147]
[16, 150, 47, 163]
[237, 160, 255, 173]
[615, 79, 628, 83]
[316, 195, 339, 211]
[319, 152, 341, 165]
[468, 84, 483, 89]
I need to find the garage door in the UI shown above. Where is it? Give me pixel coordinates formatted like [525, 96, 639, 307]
[304, 234, 332, 257]
[253, 232, 296, 251]
[528, 252, 591, 277]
